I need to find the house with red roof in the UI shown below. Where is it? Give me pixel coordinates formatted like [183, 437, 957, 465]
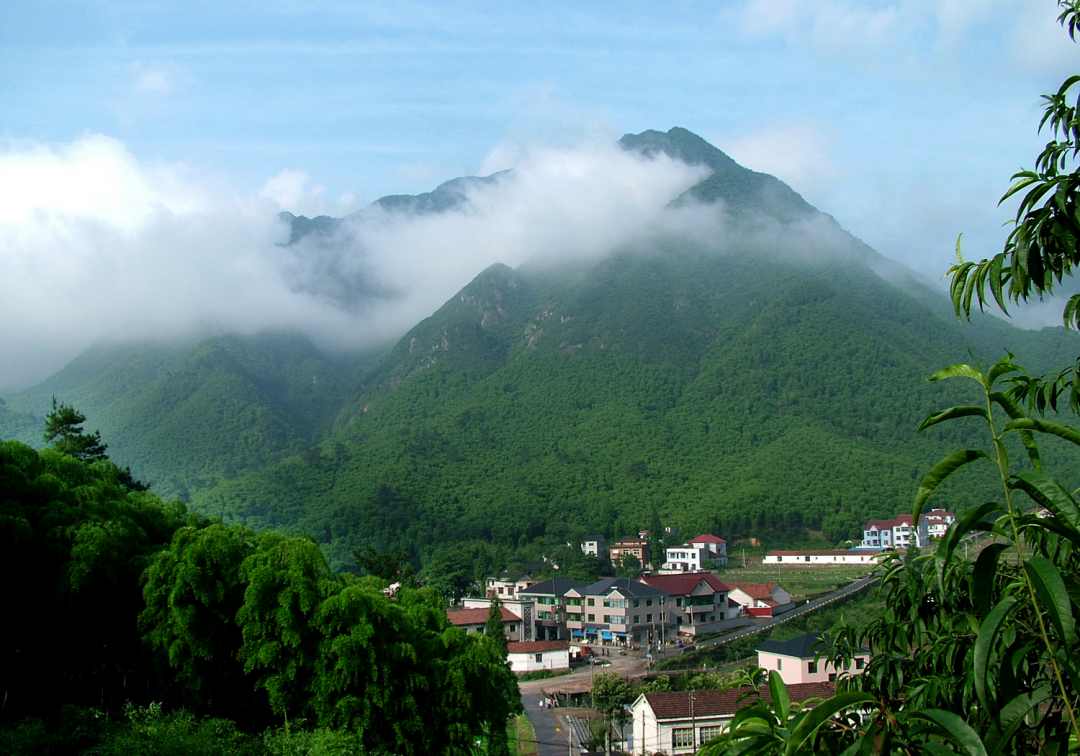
[506, 640, 570, 673]
[445, 606, 523, 641]
[630, 682, 836, 754]
[726, 582, 792, 617]
[861, 508, 954, 549]
[640, 571, 742, 636]
[662, 533, 728, 572]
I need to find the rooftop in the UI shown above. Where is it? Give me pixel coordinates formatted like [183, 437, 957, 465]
[518, 577, 588, 597]
[757, 632, 832, 659]
[507, 640, 569, 654]
[727, 582, 780, 599]
[446, 606, 520, 626]
[584, 577, 668, 597]
[642, 681, 835, 719]
[640, 572, 730, 595]
[687, 534, 726, 544]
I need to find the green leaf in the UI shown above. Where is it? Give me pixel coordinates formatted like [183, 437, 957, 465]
[910, 710, 989, 756]
[1002, 417, 1080, 448]
[927, 363, 986, 387]
[782, 692, 876, 756]
[1009, 470, 1080, 532]
[1024, 555, 1075, 649]
[974, 596, 1019, 713]
[914, 450, 992, 522]
[985, 687, 1052, 756]
[768, 670, 790, 721]
[972, 543, 1011, 616]
[917, 406, 988, 434]
[989, 392, 1042, 471]
[936, 502, 1004, 594]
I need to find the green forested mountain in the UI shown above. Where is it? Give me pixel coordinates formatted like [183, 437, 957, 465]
[193, 249, 1076, 569]
[6, 128, 1077, 570]
[3, 334, 383, 499]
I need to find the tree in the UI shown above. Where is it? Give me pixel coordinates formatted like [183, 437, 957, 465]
[591, 672, 634, 756]
[352, 543, 416, 585]
[949, 1, 1080, 415]
[43, 397, 107, 461]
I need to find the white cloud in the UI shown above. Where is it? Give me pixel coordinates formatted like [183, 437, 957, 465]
[0, 133, 708, 392]
[720, 124, 844, 208]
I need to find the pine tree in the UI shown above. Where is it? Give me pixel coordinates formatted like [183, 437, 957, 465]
[43, 397, 108, 461]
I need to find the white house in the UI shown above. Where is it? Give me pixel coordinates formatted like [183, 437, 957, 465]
[485, 570, 537, 599]
[861, 510, 955, 550]
[446, 606, 523, 641]
[580, 535, 606, 558]
[507, 640, 570, 673]
[461, 597, 537, 642]
[762, 550, 886, 566]
[663, 534, 728, 571]
[630, 682, 835, 754]
[756, 632, 869, 686]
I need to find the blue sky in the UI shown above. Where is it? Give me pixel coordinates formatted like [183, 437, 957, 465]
[1, 0, 1077, 389]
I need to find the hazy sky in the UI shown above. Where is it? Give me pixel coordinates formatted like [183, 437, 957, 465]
[1, 0, 1077, 390]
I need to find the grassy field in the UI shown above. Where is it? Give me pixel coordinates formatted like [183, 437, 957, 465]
[716, 562, 871, 598]
[508, 714, 538, 756]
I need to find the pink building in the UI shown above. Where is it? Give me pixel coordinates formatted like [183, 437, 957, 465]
[756, 632, 868, 685]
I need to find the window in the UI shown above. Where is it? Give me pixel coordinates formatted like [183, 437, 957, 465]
[633, 599, 640, 608]
[510, 624, 517, 632]
[808, 661, 818, 674]
[539, 597, 556, 605]
[676, 617, 682, 625]
[646, 599, 653, 607]
[709, 615, 715, 622]
[587, 614, 595, 622]
[535, 654, 543, 663]
[498, 587, 504, 594]
[672, 728, 694, 748]
[700, 726, 722, 744]
[634, 615, 640, 624]
[675, 598, 682, 607]
[855, 657, 865, 670]
[567, 598, 583, 606]
[646, 614, 652, 623]
[777, 659, 783, 670]
[587, 598, 595, 607]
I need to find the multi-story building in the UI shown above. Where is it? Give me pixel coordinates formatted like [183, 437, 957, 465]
[517, 577, 588, 641]
[580, 535, 607, 558]
[861, 509, 955, 549]
[662, 534, 728, 571]
[564, 577, 670, 647]
[639, 572, 737, 636]
[485, 570, 537, 599]
[610, 539, 651, 569]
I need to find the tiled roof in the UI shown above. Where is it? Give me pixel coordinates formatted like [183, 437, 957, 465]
[757, 632, 832, 659]
[727, 582, 779, 599]
[446, 606, 520, 626]
[640, 572, 730, 596]
[643, 682, 835, 719]
[864, 519, 895, 530]
[507, 640, 569, 654]
[519, 577, 588, 597]
[767, 549, 861, 556]
[585, 577, 668, 597]
[688, 534, 726, 544]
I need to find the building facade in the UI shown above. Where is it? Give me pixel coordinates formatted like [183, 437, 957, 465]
[756, 632, 870, 685]
[517, 577, 588, 641]
[564, 577, 669, 647]
[610, 539, 651, 569]
[640, 572, 737, 636]
[663, 534, 729, 571]
[446, 606, 523, 641]
[631, 683, 836, 755]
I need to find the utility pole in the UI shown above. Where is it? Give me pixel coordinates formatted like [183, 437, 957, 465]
[690, 690, 696, 752]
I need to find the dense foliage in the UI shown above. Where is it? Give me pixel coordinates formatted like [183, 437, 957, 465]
[1, 419, 520, 753]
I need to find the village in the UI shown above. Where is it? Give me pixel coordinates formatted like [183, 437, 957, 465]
[438, 509, 955, 754]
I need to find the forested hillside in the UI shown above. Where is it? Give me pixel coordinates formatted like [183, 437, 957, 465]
[3, 334, 383, 499]
[192, 245, 1077, 569]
